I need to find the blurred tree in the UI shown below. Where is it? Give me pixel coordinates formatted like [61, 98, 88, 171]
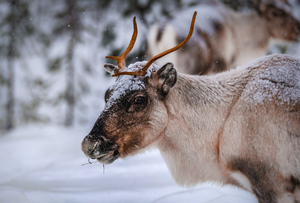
[95, 0, 191, 67]
[53, 0, 84, 126]
[0, 0, 34, 131]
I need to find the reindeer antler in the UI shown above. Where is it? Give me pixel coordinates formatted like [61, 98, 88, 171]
[106, 17, 138, 71]
[112, 11, 197, 77]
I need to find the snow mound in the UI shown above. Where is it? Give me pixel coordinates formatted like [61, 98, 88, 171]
[153, 183, 257, 203]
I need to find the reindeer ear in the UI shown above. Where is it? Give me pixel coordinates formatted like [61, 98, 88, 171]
[156, 63, 177, 95]
[104, 63, 119, 75]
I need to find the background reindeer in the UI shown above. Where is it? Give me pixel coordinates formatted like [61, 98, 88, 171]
[147, 1, 300, 75]
[82, 14, 300, 203]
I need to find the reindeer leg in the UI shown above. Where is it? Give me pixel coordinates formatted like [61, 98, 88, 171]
[229, 157, 277, 203]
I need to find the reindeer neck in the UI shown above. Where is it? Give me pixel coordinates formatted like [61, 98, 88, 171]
[157, 71, 248, 186]
[167, 72, 246, 123]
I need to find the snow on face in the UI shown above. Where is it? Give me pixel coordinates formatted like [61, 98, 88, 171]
[104, 61, 159, 111]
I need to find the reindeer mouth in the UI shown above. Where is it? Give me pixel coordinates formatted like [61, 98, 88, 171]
[96, 148, 120, 164]
[81, 135, 120, 164]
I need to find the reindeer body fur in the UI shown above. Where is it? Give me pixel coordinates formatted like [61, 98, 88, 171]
[155, 54, 300, 202]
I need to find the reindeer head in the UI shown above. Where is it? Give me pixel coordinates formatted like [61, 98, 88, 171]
[81, 12, 197, 164]
[258, 2, 300, 41]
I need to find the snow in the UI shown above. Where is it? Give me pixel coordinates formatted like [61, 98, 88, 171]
[0, 124, 258, 203]
[105, 61, 158, 110]
[239, 54, 300, 106]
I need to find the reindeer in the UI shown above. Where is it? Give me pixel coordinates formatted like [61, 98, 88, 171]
[82, 13, 300, 203]
[147, 1, 300, 75]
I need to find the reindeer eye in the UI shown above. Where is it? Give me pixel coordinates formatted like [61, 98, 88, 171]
[272, 11, 280, 17]
[128, 94, 148, 112]
[133, 96, 146, 105]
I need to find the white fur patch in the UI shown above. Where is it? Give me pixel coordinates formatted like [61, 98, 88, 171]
[230, 172, 253, 193]
[277, 193, 295, 203]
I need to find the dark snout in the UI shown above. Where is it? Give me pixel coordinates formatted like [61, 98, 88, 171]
[81, 134, 120, 164]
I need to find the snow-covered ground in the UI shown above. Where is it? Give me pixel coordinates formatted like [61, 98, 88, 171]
[0, 124, 258, 203]
[2, 1, 300, 202]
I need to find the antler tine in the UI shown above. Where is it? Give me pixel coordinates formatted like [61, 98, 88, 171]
[106, 17, 138, 70]
[113, 11, 197, 77]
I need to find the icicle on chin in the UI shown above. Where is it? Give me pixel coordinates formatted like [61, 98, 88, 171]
[81, 158, 106, 174]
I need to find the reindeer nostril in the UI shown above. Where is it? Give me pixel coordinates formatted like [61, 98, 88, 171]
[113, 149, 120, 156]
[81, 134, 118, 160]
[82, 135, 99, 154]
[81, 136, 92, 156]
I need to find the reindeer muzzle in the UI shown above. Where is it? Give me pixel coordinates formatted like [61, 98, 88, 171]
[81, 134, 120, 164]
